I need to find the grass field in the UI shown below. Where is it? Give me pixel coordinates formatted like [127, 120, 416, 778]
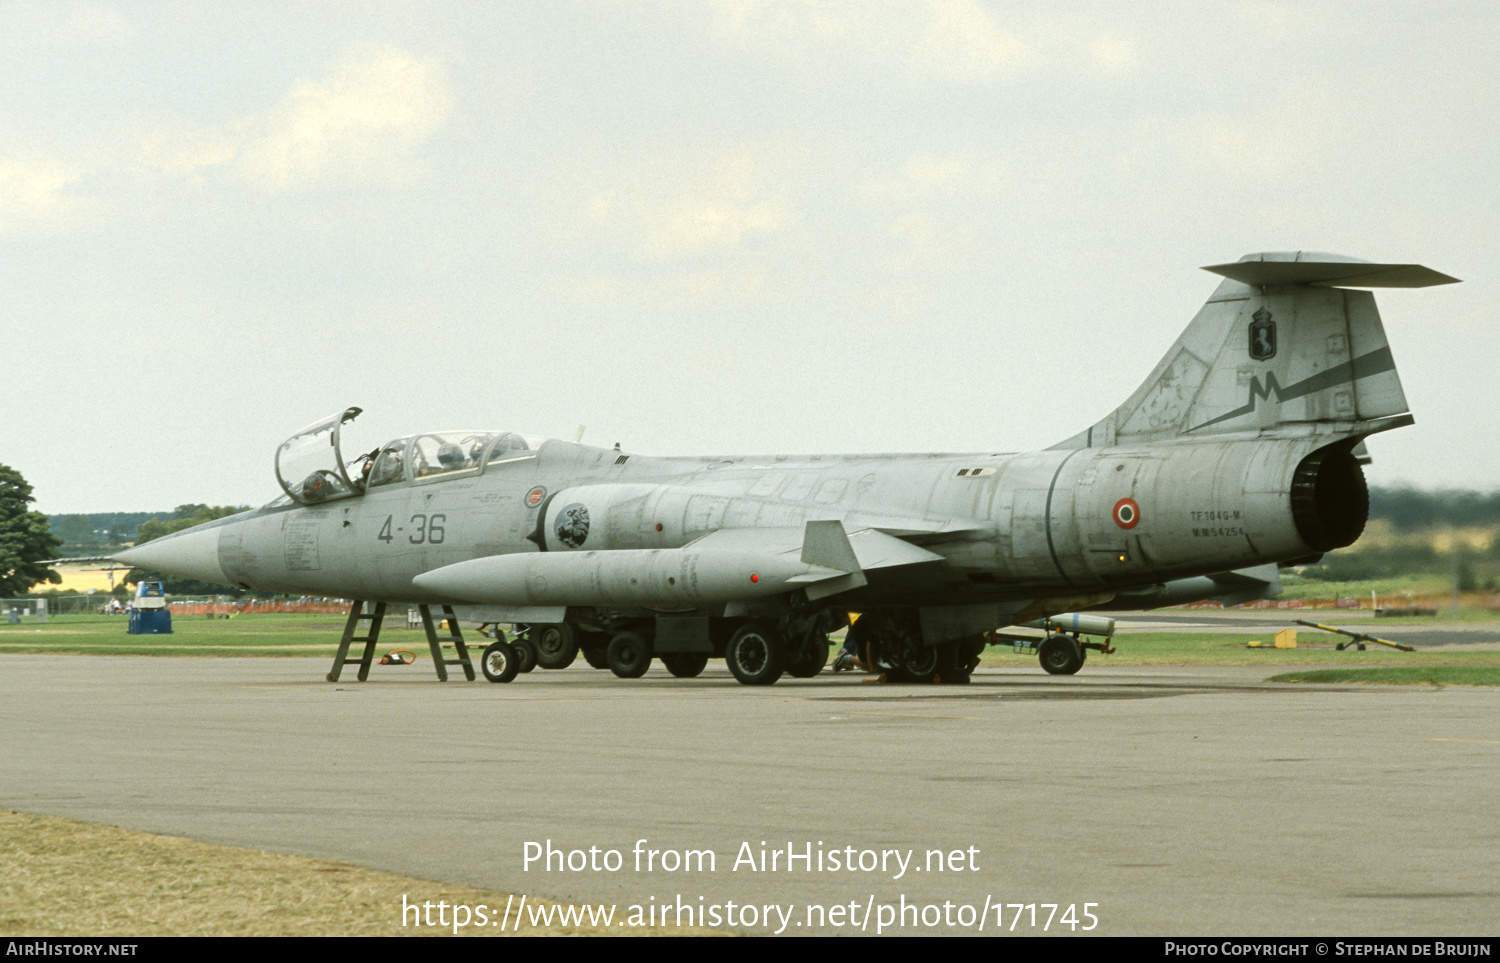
[3, 611, 1498, 672]
[1265, 666, 1500, 685]
[0, 613, 384, 657]
[1065, 631, 1500, 668]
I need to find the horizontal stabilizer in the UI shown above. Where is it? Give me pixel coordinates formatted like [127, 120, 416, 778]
[1206, 563, 1281, 589]
[1053, 251, 1456, 448]
[1110, 563, 1284, 609]
[1204, 258, 1458, 289]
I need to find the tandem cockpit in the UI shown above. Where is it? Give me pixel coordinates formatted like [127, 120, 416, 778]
[270, 407, 546, 507]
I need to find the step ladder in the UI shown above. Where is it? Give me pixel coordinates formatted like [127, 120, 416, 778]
[327, 600, 387, 682]
[326, 602, 476, 681]
[417, 603, 476, 681]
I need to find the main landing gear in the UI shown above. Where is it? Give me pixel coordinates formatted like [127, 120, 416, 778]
[846, 612, 983, 685]
[481, 639, 519, 683]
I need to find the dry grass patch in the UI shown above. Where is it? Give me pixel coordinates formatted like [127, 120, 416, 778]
[0, 810, 722, 937]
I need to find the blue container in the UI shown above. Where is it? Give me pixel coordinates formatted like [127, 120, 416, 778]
[127, 608, 172, 634]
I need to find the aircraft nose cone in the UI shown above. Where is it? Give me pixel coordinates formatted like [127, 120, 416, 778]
[114, 524, 229, 586]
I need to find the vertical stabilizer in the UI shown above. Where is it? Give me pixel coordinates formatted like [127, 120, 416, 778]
[1052, 253, 1456, 449]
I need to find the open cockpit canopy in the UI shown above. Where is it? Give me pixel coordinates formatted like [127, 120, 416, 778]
[271, 408, 545, 506]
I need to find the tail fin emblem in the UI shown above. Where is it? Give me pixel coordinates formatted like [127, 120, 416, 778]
[1249, 307, 1277, 360]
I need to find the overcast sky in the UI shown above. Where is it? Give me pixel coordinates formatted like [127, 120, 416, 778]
[3, 1, 1495, 514]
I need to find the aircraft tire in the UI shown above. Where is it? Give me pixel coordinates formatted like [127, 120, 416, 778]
[481, 640, 519, 683]
[512, 638, 538, 673]
[607, 631, 653, 678]
[533, 623, 579, 669]
[581, 642, 609, 669]
[786, 639, 830, 678]
[899, 642, 940, 683]
[1038, 633, 1084, 675]
[661, 652, 708, 678]
[725, 622, 786, 686]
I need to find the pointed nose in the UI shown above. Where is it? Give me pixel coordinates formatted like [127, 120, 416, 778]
[115, 524, 229, 586]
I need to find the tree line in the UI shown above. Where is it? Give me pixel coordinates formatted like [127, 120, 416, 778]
[1369, 487, 1500, 532]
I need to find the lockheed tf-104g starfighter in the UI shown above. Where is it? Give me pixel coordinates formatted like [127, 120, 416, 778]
[114, 252, 1456, 685]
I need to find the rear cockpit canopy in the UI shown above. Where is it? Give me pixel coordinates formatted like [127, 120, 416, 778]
[270, 408, 544, 507]
[367, 431, 538, 489]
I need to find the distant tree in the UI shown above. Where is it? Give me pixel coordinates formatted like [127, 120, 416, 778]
[48, 511, 156, 552]
[51, 514, 101, 551]
[1369, 486, 1500, 531]
[0, 464, 64, 596]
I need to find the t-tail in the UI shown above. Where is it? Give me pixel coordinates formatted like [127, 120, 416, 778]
[1054, 252, 1457, 448]
[1051, 251, 1457, 555]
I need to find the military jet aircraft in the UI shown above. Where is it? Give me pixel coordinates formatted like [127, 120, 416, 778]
[113, 252, 1456, 685]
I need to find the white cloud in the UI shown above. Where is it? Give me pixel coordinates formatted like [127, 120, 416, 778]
[0, 159, 84, 233]
[135, 119, 244, 180]
[580, 144, 802, 261]
[643, 200, 792, 260]
[236, 45, 453, 190]
[1089, 34, 1138, 75]
[130, 45, 453, 191]
[857, 153, 971, 205]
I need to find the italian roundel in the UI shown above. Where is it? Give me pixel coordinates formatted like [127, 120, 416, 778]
[1112, 497, 1141, 530]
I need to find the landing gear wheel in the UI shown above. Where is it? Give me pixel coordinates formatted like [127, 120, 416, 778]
[661, 653, 708, 678]
[512, 637, 538, 674]
[725, 622, 786, 686]
[1038, 633, 1084, 675]
[786, 639, 830, 678]
[606, 631, 653, 678]
[898, 642, 941, 683]
[533, 623, 578, 669]
[580, 631, 610, 669]
[481, 640, 519, 683]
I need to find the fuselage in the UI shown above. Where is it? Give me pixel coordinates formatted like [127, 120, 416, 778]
[132, 428, 1344, 615]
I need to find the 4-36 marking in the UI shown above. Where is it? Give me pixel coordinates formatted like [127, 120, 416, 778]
[378, 514, 446, 544]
